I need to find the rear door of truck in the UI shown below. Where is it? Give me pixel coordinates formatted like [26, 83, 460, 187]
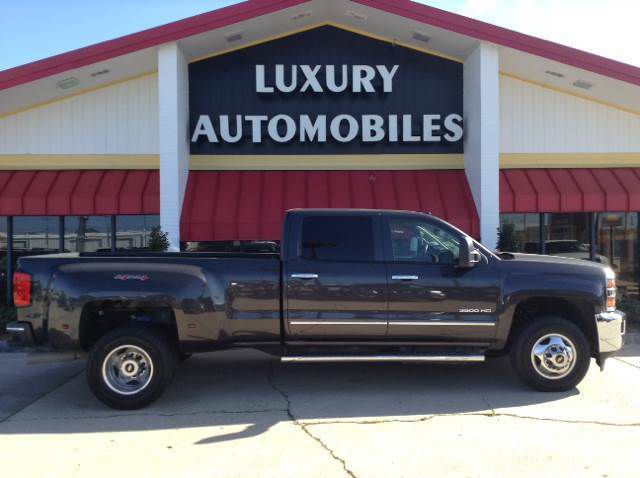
[282, 211, 388, 340]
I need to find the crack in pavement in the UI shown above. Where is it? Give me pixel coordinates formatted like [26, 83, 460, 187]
[613, 357, 640, 370]
[298, 411, 640, 428]
[3, 408, 290, 423]
[267, 362, 358, 478]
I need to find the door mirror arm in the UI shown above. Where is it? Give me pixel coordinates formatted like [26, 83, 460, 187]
[458, 236, 481, 269]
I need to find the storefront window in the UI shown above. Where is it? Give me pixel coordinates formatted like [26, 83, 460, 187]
[0, 217, 10, 324]
[13, 216, 60, 252]
[116, 215, 160, 250]
[65, 216, 112, 252]
[597, 212, 638, 299]
[544, 213, 591, 261]
[499, 214, 540, 253]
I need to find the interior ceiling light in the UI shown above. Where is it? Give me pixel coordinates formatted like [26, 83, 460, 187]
[290, 10, 312, 21]
[225, 31, 243, 43]
[346, 10, 367, 21]
[56, 77, 79, 90]
[544, 70, 565, 78]
[90, 69, 110, 78]
[412, 30, 432, 43]
[573, 79, 594, 90]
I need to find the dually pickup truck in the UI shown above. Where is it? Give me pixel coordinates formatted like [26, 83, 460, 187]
[8, 209, 625, 409]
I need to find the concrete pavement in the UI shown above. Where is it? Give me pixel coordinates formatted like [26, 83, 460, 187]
[1, 343, 640, 477]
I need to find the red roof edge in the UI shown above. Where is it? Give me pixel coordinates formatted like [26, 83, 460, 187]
[0, 0, 309, 91]
[355, 0, 640, 86]
[1, 0, 639, 92]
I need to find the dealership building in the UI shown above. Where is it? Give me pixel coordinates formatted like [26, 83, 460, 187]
[1, 0, 640, 310]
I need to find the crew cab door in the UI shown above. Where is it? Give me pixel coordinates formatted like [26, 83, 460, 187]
[283, 213, 388, 340]
[383, 214, 500, 341]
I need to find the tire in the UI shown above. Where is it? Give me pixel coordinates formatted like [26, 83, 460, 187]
[510, 316, 591, 392]
[86, 325, 178, 409]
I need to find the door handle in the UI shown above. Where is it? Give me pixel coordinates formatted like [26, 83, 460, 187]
[391, 275, 419, 281]
[291, 273, 319, 279]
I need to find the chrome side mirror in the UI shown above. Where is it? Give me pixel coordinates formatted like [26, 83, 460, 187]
[458, 236, 481, 268]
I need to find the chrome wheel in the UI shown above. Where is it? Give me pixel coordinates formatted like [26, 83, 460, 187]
[530, 333, 576, 380]
[102, 345, 154, 395]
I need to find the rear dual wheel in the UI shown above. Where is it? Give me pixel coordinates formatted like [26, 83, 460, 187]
[510, 316, 591, 392]
[87, 325, 178, 410]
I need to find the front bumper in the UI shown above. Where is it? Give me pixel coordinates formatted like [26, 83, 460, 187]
[5, 321, 36, 346]
[596, 310, 625, 354]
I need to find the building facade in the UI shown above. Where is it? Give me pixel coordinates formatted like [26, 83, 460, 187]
[1, 0, 640, 316]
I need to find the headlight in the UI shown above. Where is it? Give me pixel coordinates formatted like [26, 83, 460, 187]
[604, 267, 616, 312]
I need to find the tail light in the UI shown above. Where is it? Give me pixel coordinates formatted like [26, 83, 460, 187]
[606, 278, 616, 312]
[13, 272, 32, 308]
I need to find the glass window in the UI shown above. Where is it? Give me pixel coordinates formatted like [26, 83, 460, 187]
[116, 215, 160, 250]
[0, 217, 8, 316]
[597, 212, 638, 299]
[65, 216, 112, 252]
[389, 218, 460, 264]
[13, 216, 60, 252]
[301, 216, 374, 262]
[499, 214, 540, 253]
[182, 240, 280, 253]
[545, 213, 591, 260]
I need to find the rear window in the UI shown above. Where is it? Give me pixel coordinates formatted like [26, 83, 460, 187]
[301, 216, 374, 262]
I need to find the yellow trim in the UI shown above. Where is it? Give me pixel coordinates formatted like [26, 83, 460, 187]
[501, 153, 640, 168]
[0, 154, 159, 170]
[189, 22, 462, 64]
[0, 71, 158, 120]
[189, 154, 465, 170]
[500, 72, 640, 117]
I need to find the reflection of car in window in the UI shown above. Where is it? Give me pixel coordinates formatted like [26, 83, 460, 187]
[523, 240, 608, 264]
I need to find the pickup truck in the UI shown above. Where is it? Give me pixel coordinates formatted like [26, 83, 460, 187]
[8, 209, 625, 409]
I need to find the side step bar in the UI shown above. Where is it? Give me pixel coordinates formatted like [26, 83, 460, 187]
[281, 355, 485, 363]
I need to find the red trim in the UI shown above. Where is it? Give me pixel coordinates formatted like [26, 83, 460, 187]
[0, 0, 309, 91]
[1, 0, 639, 92]
[500, 168, 640, 213]
[180, 170, 479, 241]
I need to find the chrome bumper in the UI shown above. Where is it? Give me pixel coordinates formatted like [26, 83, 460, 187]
[596, 310, 625, 353]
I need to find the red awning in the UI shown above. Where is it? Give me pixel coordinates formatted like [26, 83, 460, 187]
[180, 170, 479, 241]
[500, 168, 640, 213]
[0, 170, 159, 216]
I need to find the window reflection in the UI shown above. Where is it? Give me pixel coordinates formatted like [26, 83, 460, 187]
[0, 217, 7, 313]
[115, 215, 159, 250]
[65, 216, 112, 252]
[13, 216, 60, 252]
[499, 213, 540, 253]
[544, 213, 593, 261]
[597, 213, 638, 298]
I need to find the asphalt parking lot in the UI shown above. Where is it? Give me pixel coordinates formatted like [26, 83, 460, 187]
[1, 339, 640, 478]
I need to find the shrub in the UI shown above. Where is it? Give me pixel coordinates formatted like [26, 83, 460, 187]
[497, 223, 522, 252]
[148, 227, 170, 252]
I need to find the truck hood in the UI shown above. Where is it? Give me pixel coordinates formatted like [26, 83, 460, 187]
[497, 252, 611, 278]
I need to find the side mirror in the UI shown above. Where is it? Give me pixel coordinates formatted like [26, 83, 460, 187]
[458, 236, 482, 268]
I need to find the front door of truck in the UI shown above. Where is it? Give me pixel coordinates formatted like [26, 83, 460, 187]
[284, 213, 388, 340]
[383, 214, 500, 341]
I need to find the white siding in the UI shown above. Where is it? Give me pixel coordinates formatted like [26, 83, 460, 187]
[0, 74, 159, 154]
[500, 75, 640, 153]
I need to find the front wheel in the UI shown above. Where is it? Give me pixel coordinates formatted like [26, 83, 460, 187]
[510, 316, 591, 392]
[86, 325, 178, 409]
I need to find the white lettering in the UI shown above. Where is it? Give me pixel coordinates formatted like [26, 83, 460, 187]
[255, 65, 273, 93]
[388, 114, 398, 142]
[422, 114, 441, 142]
[402, 114, 420, 142]
[300, 65, 323, 92]
[376, 65, 399, 93]
[245, 115, 268, 143]
[330, 114, 359, 142]
[444, 113, 463, 142]
[362, 115, 385, 142]
[191, 115, 218, 143]
[352, 65, 376, 93]
[275, 64, 297, 93]
[300, 115, 327, 142]
[325, 65, 348, 93]
[268, 114, 296, 142]
[219, 115, 243, 143]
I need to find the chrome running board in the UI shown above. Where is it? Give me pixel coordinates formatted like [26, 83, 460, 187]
[281, 354, 485, 363]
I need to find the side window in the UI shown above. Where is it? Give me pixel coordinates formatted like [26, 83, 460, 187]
[389, 218, 460, 264]
[301, 216, 374, 262]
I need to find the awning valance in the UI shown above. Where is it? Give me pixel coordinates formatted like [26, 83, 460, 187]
[180, 170, 479, 241]
[0, 170, 159, 216]
[500, 168, 640, 213]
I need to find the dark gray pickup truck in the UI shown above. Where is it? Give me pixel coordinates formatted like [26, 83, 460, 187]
[8, 209, 625, 409]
